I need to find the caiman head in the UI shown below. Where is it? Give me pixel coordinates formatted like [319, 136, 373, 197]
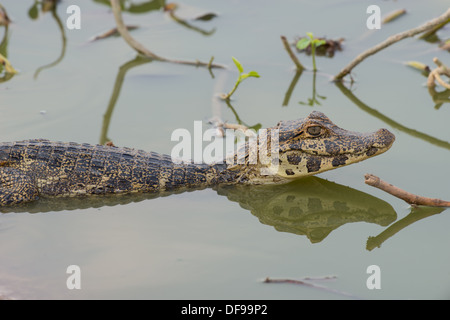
[271, 111, 395, 179]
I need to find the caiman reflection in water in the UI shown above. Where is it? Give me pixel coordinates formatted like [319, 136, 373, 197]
[1, 177, 396, 244]
[217, 177, 396, 243]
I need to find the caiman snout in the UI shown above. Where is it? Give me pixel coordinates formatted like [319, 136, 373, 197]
[372, 128, 395, 149]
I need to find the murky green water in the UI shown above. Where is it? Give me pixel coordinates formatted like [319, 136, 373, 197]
[1, 0, 450, 299]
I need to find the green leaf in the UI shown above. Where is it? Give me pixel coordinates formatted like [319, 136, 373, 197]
[28, 3, 39, 20]
[232, 56, 244, 73]
[306, 32, 314, 39]
[314, 39, 326, 48]
[247, 71, 260, 78]
[296, 38, 311, 50]
[194, 13, 218, 21]
[240, 71, 260, 80]
[249, 123, 262, 132]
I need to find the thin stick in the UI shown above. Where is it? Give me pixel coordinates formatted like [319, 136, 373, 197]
[109, 0, 224, 69]
[334, 8, 450, 81]
[364, 174, 450, 207]
[280, 36, 305, 71]
[263, 277, 358, 299]
[382, 9, 407, 24]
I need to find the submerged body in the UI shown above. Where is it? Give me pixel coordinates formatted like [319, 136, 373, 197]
[0, 112, 395, 206]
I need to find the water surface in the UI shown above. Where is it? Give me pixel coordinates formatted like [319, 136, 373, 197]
[1, 0, 450, 299]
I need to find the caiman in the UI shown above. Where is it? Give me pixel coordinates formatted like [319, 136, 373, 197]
[0, 112, 395, 206]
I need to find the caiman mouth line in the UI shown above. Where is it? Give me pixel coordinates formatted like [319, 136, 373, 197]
[289, 146, 385, 158]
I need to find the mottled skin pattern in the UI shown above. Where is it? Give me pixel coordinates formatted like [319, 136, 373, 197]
[273, 111, 395, 178]
[0, 140, 236, 206]
[0, 112, 395, 206]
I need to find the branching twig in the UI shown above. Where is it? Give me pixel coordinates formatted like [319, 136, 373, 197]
[280, 35, 305, 71]
[334, 8, 450, 81]
[427, 57, 450, 90]
[109, 0, 224, 69]
[365, 174, 450, 207]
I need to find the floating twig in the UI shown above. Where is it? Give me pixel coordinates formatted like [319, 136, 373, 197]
[280, 35, 305, 71]
[221, 122, 251, 132]
[382, 9, 407, 24]
[334, 8, 450, 81]
[405, 61, 430, 74]
[209, 119, 252, 137]
[364, 174, 450, 207]
[109, 0, 224, 69]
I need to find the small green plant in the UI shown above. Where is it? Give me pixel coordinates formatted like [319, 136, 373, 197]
[222, 57, 260, 100]
[296, 32, 326, 71]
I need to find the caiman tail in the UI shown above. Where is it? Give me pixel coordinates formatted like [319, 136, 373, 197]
[0, 140, 237, 206]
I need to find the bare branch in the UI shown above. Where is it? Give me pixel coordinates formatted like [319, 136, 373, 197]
[334, 8, 450, 81]
[280, 36, 305, 71]
[364, 174, 450, 207]
[109, 0, 224, 69]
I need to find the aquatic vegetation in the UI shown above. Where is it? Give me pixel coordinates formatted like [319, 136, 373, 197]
[221, 57, 260, 100]
[296, 35, 343, 59]
[296, 32, 326, 71]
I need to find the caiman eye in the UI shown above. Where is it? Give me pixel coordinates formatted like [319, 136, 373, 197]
[307, 126, 322, 136]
